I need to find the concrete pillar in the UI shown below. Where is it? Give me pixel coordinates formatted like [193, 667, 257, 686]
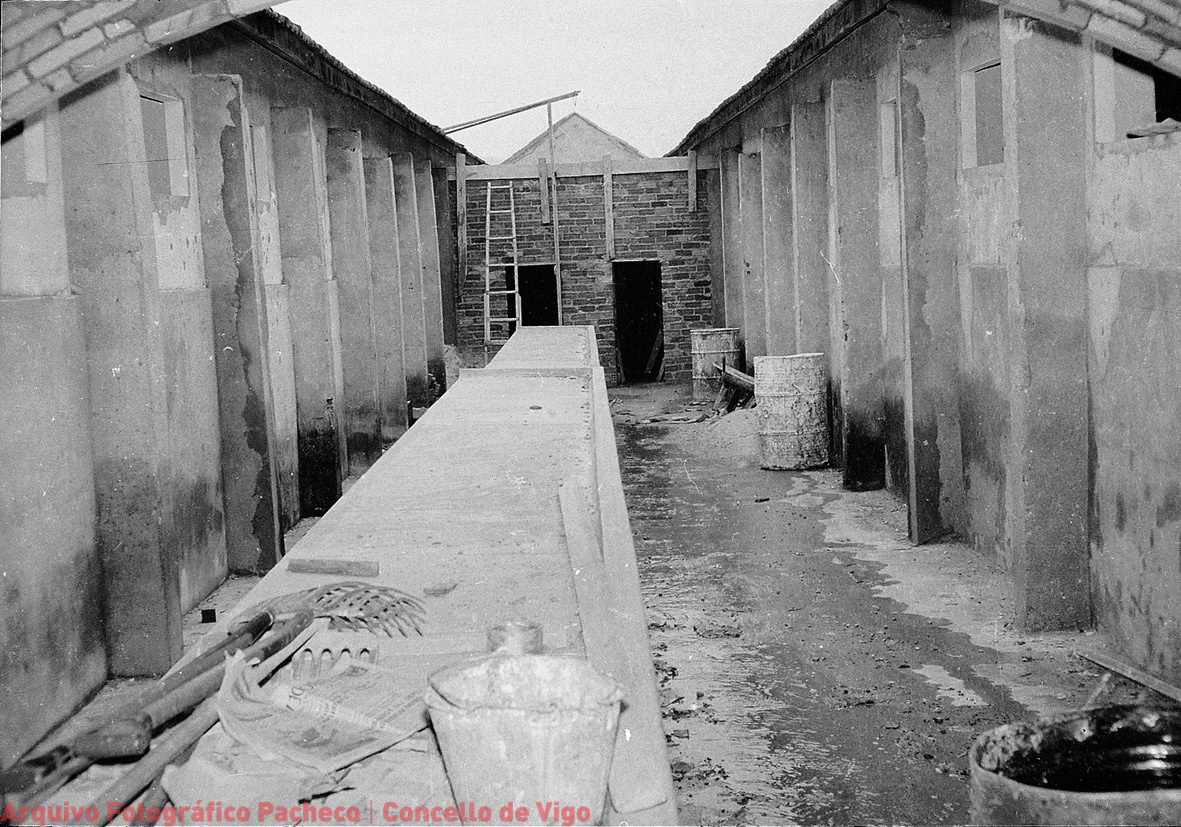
[898, 26, 968, 543]
[364, 155, 409, 438]
[790, 102, 832, 358]
[829, 77, 885, 490]
[1003, 14, 1090, 629]
[761, 126, 795, 356]
[433, 166, 459, 350]
[392, 152, 430, 407]
[791, 101, 835, 462]
[327, 128, 381, 474]
[60, 71, 182, 675]
[0, 103, 107, 762]
[271, 107, 344, 516]
[191, 74, 283, 572]
[415, 157, 447, 386]
[719, 149, 745, 358]
[739, 150, 767, 360]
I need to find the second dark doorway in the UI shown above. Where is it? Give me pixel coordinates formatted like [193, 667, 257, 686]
[504, 264, 559, 329]
[613, 260, 664, 383]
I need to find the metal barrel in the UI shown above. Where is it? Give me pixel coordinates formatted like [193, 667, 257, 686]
[968, 706, 1181, 825]
[754, 353, 829, 470]
[690, 328, 741, 400]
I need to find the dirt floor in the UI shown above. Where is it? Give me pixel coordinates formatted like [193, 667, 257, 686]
[610, 381, 1172, 827]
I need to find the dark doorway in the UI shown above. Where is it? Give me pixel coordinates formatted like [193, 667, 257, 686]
[504, 264, 559, 331]
[613, 260, 664, 383]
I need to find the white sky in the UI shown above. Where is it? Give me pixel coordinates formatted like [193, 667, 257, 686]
[276, 0, 836, 162]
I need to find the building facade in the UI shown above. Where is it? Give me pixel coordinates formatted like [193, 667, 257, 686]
[673, 0, 1181, 684]
[454, 156, 714, 384]
[1, 3, 467, 766]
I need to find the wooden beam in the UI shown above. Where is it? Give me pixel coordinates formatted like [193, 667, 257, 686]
[688, 149, 698, 211]
[456, 153, 468, 289]
[539, 157, 550, 224]
[1079, 649, 1181, 704]
[454, 154, 718, 181]
[552, 166, 563, 323]
[603, 155, 615, 260]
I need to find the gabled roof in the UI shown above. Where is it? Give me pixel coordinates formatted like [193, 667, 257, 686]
[504, 112, 648, 164]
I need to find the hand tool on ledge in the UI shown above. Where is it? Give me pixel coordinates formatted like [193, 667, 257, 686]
[1, 580, 423, 818]
[0, 605, 309, 811]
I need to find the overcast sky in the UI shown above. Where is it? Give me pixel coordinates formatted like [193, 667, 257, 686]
[276, 0, 836, 162]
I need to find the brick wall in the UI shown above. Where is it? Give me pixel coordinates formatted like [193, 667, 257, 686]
[458, 170, 711, 383]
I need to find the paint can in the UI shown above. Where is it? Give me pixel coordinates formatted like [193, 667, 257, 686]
[425, 655, 624, 825]
[754, 353, 829, 470]
[969, 705, 1181, 825]
[690, 328, 741, 400]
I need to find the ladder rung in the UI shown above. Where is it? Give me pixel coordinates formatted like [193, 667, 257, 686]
[488, 209, 515, 215]
[486, 235, 517, 241]
[485, 289, 517, 296]
[488, 316, 520, 323]
[487, 184, 513, 190]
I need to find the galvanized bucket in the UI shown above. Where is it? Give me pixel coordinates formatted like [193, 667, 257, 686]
[425, 655, 625, 825]
[690, 328, 741, 400]
[754, 353, 829, 470]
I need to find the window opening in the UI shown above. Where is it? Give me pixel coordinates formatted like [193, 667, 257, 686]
[139, 93, 188, 201]
[1104, 50, 1181, 139]
[1, 120, 47, 198]
[973, 63, 1004, 166]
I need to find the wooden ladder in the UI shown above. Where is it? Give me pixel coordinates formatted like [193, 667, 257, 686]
[483, 181, 521, 345]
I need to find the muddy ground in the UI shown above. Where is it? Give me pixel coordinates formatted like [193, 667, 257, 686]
[610, 382, 1162, 826]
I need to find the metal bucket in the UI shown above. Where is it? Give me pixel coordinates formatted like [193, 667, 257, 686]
[425, 655, 624, 825]
[754, 353, 829, 470]
[969, 706, 1181, 825]
[690, 328, 741, 400]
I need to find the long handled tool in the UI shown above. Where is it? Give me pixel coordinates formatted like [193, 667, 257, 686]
[0, 608, 288, 809]
[85, 606, 316, 826]
[2, 580, 424, 816]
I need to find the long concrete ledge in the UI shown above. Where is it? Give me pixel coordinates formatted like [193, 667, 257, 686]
[189, 325, 676, 824]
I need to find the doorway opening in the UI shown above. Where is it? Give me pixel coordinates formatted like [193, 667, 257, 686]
[613, 260, 664, 383]
[504, 264, 559, 331]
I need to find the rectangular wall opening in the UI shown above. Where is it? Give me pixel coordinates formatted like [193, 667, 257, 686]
[1095, 48, 1181, 141]
[613, 260, 663, 383]
[503, 264, 559, 331]
[961, 62, 1004, 168]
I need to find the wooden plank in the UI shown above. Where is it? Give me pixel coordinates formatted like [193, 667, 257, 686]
[552, 166, 563, 323]
[714, 361, 755, 392]
[287, 558, 379, 576]
[586, 372, 677, 821]
[603, 155, 615, 260]
[1079, 649, 1181, 705]
[688, 149, 698, 211]
[538, 157, 550, 224]
[456, 153, 467, 289]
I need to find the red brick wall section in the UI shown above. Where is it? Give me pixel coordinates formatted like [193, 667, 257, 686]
[1, 0, 286, 129]
[459, 170, 712, 384]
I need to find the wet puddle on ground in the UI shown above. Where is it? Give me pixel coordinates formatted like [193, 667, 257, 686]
[616, 414, 986, 825]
